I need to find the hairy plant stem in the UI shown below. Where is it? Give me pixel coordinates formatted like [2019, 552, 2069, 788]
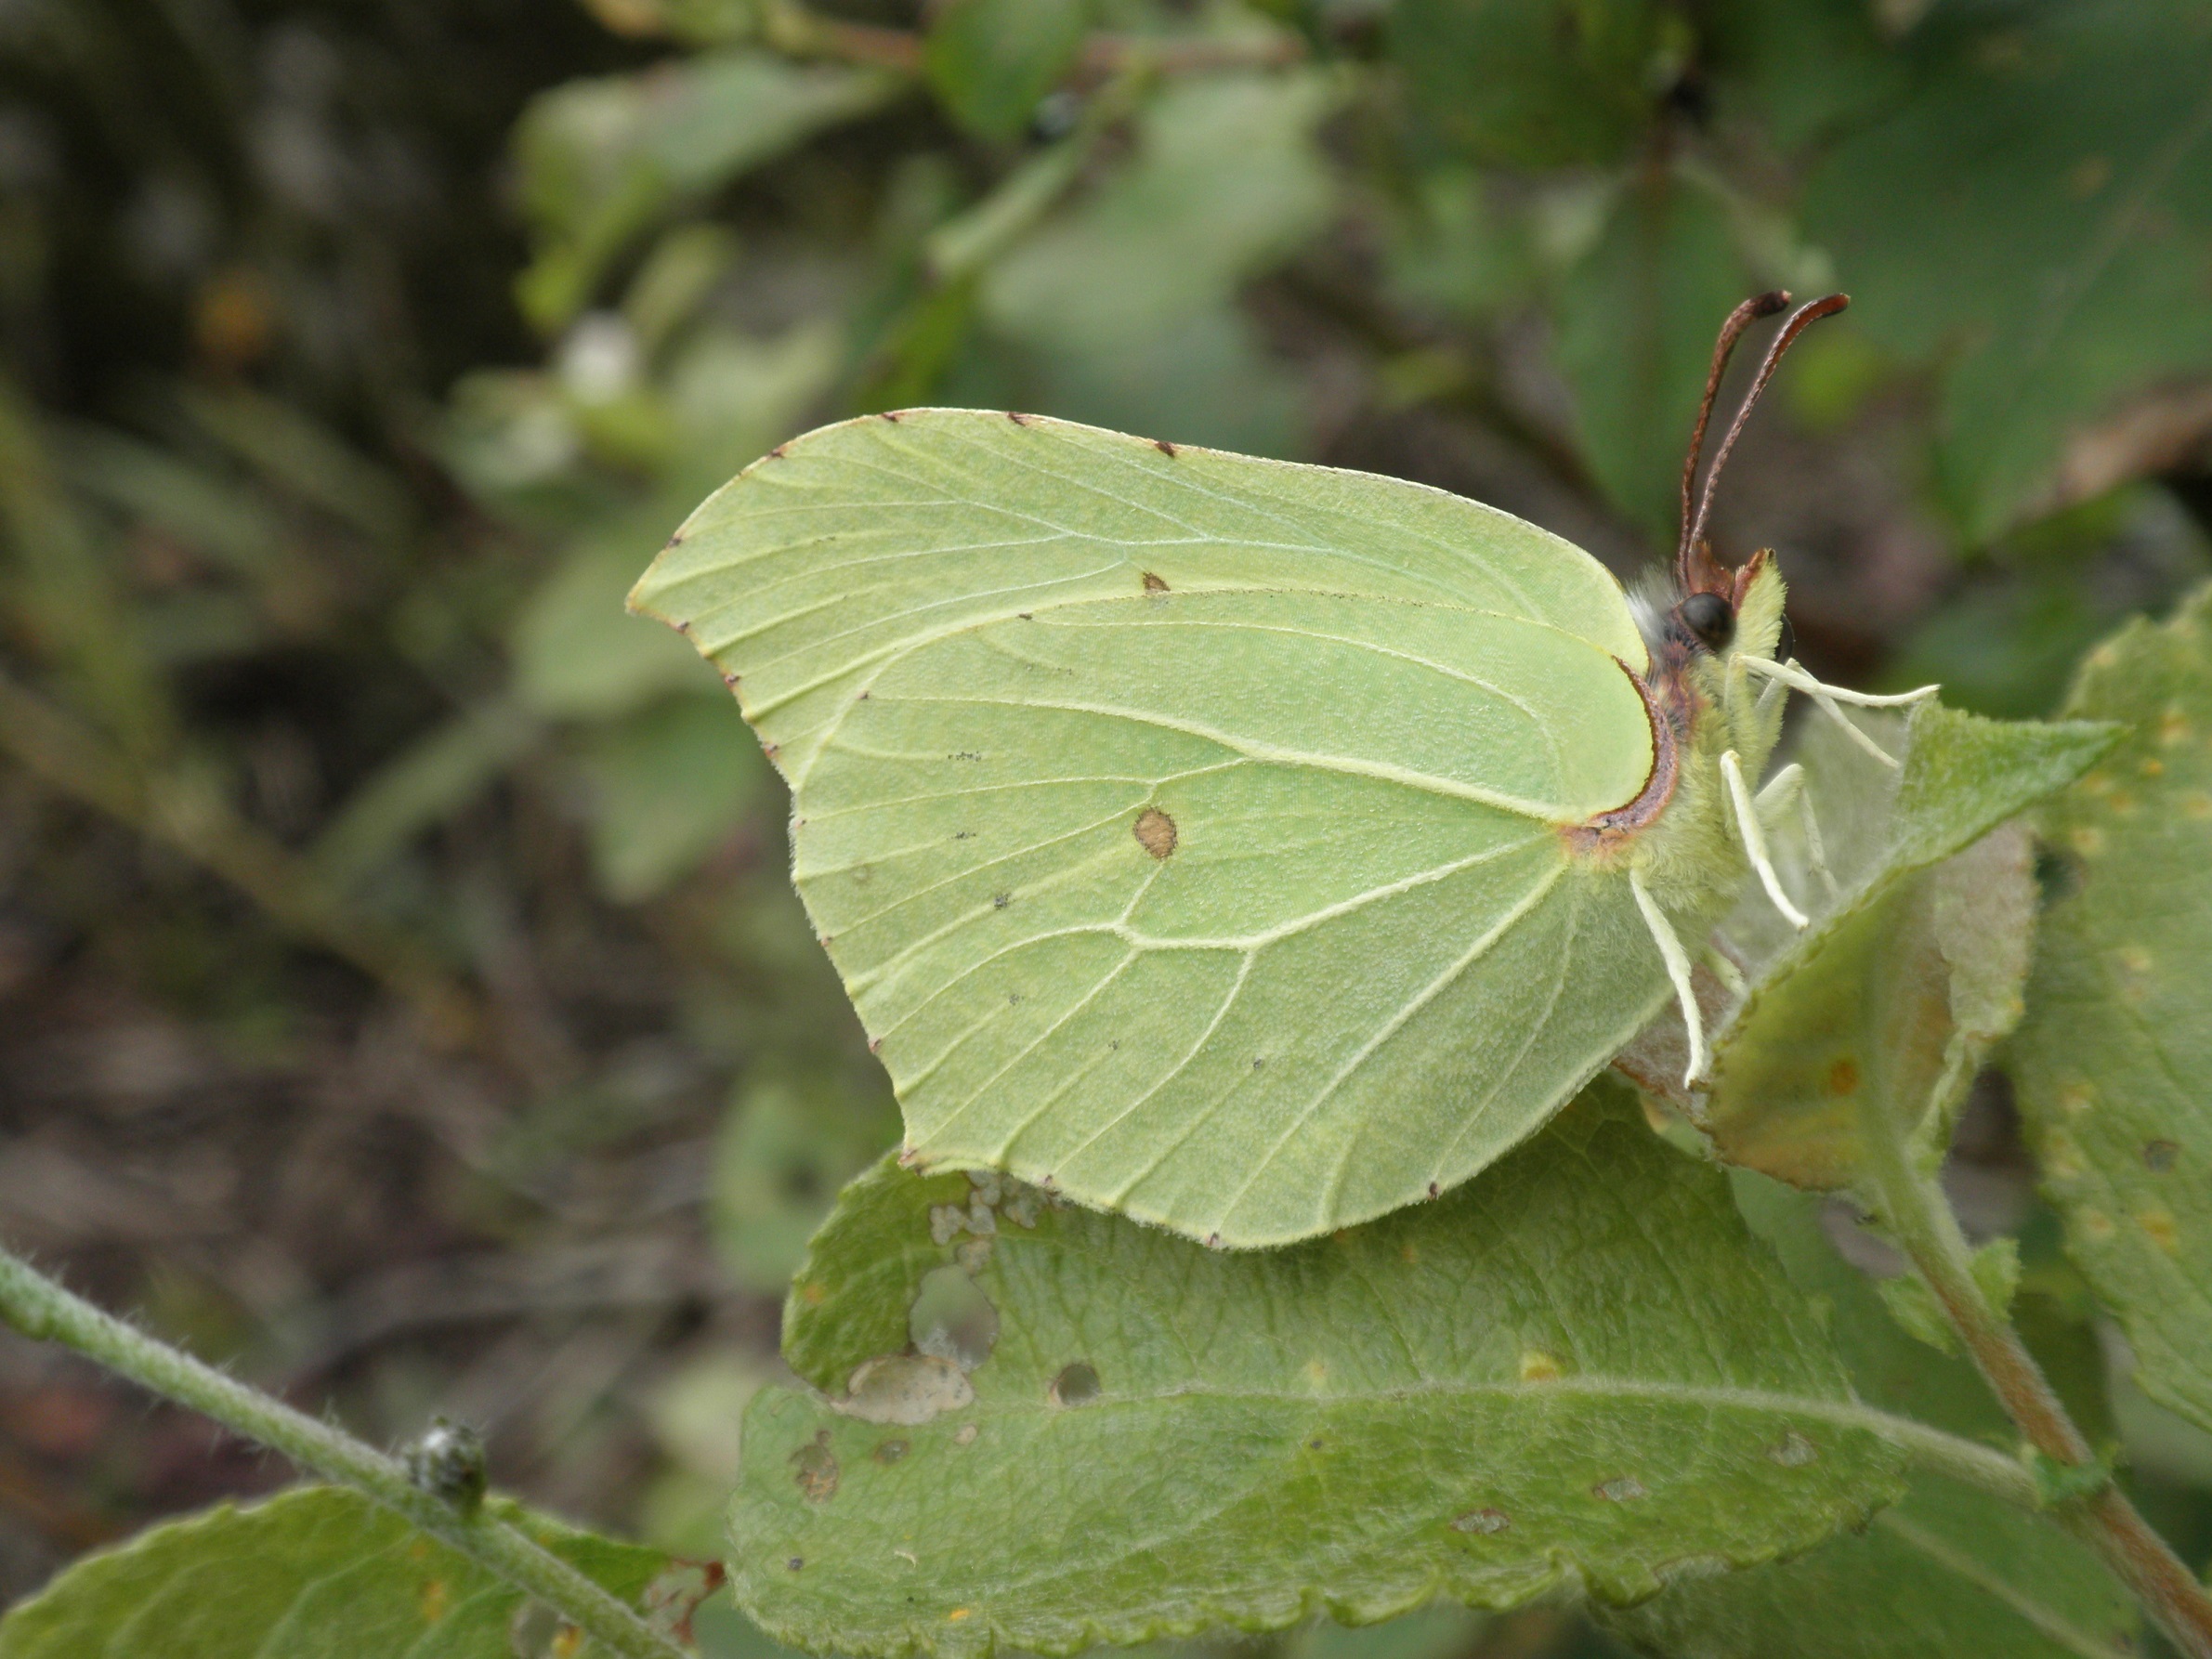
[1858, 1120, 2212, 1659]
[0, 1247, 687, 1659]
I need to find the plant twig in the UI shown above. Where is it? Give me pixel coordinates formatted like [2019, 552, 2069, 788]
[0, 1246, 687, 1659]
[757, 0, 1304, 76]
[0, 665, 478, 1043]
[1859, 1126, 2212, 1658]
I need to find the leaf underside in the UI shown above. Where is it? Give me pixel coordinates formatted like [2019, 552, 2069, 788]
[728, 1083, 1904, 1659]
[633, 410, 1676, 1246]
[0, 1485, 669, 1659]
[1606, 1176, 2135, 1659]
[2011, 581, 2212, 1434]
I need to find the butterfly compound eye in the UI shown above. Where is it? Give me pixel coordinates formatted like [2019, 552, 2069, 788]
[1678, 591, 1734, 651]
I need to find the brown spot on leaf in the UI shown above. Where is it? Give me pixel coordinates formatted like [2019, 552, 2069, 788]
[787, 1557, 804, 1571]
[1452, 1509, 1510, 1535]
[1142, 571, 1170, 593]
[1155, 438, 1177, 456]
[881, 410, 902, 422]
[790, 1430, 839, 1502]
[1134, 807, 1177, 859]
[1826, 1056, 1860, 1096]
[2144, 1139, 2179, 1172]
[873, 1438, 910, 1465]
[1769, 1430, 1818, 1467]
[1007, 411, 1029, 425]
[1593, 1476, 1647, 1502]
[1426, 1182, 1440, 1198]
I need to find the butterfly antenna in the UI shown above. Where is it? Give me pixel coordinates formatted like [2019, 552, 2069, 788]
[1677, 291, 1790, 590]
[1682, 293, 1851, 574]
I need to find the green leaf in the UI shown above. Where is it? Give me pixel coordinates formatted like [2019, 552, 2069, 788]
[1553, 171, 1756, 541]
[0, 1486, 672, 1658]
[713, 1072, 901, 1293]
[982, 73, 1336, 357]
[1602, 1178, 2135, 1659]
[309, 699, 546, 891]
[1873, 1239, 2019, 1357]
[924, 0, 1089, 142]
[1701, 0, 1903, 152]
[580, 694, 769, 900]
[2010, 581, 2212, 1435]
[1698, 704, 2114, 1190]
[515, 517, 725, 721]
[1873, 1266, 1959, 1357]
[1606, 1476, 2131, 1659]
[633, 410, 1702, 1246]
[515, 53, 895, 329]
[732, 1084, 1904, 1657]
[1390, 0, 1670, 168]
[1798, 0, 2212, 542]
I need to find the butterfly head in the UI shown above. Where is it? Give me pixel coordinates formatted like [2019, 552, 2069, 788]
[1649, 290, 1847, 676]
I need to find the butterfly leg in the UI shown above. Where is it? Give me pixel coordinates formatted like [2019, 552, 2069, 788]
[1721, 750, 1809, 929]
[1755, 762, 1840, 902]
[1737, 655, 1937, 770]
[1630, 869, 1708, 1087]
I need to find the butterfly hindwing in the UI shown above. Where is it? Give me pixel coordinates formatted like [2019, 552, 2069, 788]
[634, 411, 1671, 1244]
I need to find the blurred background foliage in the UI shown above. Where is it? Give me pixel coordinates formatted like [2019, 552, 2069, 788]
[4, 0, 2212, 1653]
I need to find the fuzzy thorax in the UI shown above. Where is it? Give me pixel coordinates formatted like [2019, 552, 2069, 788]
[1571, 554, 1790, 930]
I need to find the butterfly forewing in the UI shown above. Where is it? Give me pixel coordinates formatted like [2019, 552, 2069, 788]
[634, 411, 1671, 1244]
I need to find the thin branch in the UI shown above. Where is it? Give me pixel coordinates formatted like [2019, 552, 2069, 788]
[1858, 1121, 2212, 1658]
[0, 665, 478, 1042]
[757, 0, 1305, 76]
[0, 1246, 687, 1659]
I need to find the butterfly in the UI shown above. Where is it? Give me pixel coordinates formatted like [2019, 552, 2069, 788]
[632, 290, 1931, 1248]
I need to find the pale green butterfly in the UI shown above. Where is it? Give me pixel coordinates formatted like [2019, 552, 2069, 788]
[630, 292, 1931, 1247]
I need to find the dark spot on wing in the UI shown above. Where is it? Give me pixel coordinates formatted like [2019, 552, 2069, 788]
[1142, 571, 1170, 593]
[1155, 438, 1177, 456]
[1134, 808, 1177, 859]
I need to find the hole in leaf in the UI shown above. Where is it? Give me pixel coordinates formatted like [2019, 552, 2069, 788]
[1049, 1362, 1101, 1407]
[910, 1264, 998, 1370]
